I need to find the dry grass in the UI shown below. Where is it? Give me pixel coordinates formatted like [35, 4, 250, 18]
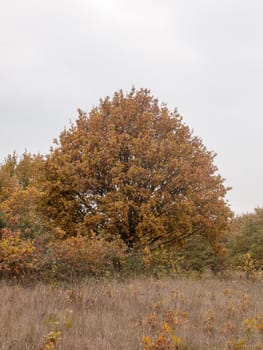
[0, 276, 262, 349]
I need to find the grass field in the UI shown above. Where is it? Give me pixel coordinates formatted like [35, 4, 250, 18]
[0, 275, 262, 350]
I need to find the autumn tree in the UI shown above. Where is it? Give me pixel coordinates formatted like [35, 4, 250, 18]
[227, 208, 263, 268]
[0, 152, 46, 238]
[42, 88, 231, 249]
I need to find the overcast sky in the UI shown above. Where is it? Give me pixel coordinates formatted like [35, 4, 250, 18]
[1, 0, 262, 215]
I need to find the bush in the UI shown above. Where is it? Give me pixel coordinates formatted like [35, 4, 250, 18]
[44, 235, 127, 280]
[227, 209, 263, 271]
[177, 236, 227, 274]
[0, 228, 37, 279]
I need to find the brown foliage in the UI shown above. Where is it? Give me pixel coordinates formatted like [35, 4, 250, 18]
[0, 152, 46, 237]
[0, 228, 127, 281]
[0, 228, 37, 279]
[49, 234, 126, 279]
[41, 88, 231, 248]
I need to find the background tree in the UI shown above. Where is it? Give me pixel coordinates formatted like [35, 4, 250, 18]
[227, 208, 263, 269]
[42, 88, 231, 249]
[0, 152, 45, 238]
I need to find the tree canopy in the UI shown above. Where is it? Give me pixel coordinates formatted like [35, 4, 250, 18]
[0, 152, 45, 238]
[228, 208, 263, 265]
[41, 88, 231, 248]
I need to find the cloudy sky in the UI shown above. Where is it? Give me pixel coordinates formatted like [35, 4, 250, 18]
[1, 0, 262, 215]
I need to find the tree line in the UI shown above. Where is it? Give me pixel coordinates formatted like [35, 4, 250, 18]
[0, 88, 261, 280]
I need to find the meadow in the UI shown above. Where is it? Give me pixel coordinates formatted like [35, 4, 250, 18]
[1, 275, 262, 350]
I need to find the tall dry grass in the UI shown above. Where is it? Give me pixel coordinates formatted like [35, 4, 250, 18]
[0, 276, 262, 349]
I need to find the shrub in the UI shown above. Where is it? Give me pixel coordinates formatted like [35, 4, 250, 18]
[48, 235, 127, 280]
[0, 228, 37, 279]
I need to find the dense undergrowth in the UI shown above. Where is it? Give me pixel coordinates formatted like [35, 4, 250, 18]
[0, 227, 262, 284]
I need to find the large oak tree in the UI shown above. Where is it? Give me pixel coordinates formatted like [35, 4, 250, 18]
[42, 88, 231, 248]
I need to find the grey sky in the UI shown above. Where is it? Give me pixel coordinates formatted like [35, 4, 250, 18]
[1, 0, 263, 215]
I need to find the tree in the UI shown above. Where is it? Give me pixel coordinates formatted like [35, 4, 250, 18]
[227, 208, 263, 268]
[0, 152, 46, 238]
[42, 88, 231, 249]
